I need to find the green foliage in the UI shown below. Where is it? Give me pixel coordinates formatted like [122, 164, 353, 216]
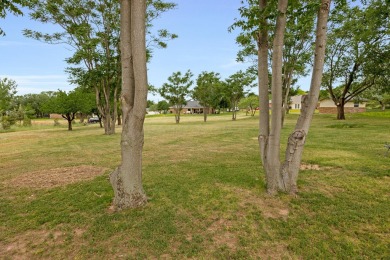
[323, 0, 390, 107]
[230, 0, 316, 79]
[0, 116, 12, 130]
[42, 88, 95, 130]
[156, 100, 170, 114]
[222, 70, 256, 110]
[0, 77, 18, 115]
[0, 0, 27, 36]
[159, 70, 193, 110]
[192, 71, 222, 110]
[238, 94, 258, 116]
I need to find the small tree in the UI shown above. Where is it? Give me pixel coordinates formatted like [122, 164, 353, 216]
[239, 94, 258, 116]
[159, 70, 193, 123]
[43, 89, 95, 131]
[192, 71, 221, 122]
[223, 70, 256, 120]
[0, 78, 17, 116]
[157, 100, 170, 114]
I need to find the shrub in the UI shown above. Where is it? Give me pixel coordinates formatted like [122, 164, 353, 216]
[54, 119, 61, 126]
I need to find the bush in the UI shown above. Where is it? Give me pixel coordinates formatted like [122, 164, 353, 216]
[1, 116, 11, 130]
[23, 117, 32, 127]
[54, 119, 61, 126]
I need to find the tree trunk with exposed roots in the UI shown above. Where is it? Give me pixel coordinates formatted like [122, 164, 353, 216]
[110, 0, 148, 210]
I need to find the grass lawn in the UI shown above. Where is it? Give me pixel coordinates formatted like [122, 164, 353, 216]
[0, 111, 389, 259]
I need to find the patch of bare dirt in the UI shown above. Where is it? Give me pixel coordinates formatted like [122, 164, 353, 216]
[220, 186, 290, 220]
[4, 166, 108, 189]
[0, 228, 87, 259]
[206, 218, 238, 250]
[255, 242, 294, 259]
[300, 163, 321, 170]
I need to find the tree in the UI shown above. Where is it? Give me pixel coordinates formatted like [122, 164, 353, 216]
[233, 0, 332, 194]
[222, 70, 256, 120]
[231, 0, 316, 125]
[25, 0, 121, 134]
[239, 94, 258, 116]
[0, 78, 17, 115]
[25, 0, 177, 134]
[15, 92, 55, 118]
[322, 0, 389, 119]
[192, 71, 221, 122]
[159, 70, 193, 123]
[42, 89, 95, 131]
[157, 100, 170, 114]
[363, 75, 390, 111]
[109, 0, 149, 210]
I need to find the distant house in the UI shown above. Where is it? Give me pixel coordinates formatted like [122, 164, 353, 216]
[318, 99, 367, 114]
[169, 100, 215, 114]
[290, 95, 304, 110]
[268, 95, 305, 110]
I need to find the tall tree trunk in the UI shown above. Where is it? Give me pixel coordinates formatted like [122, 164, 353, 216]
[265, 0, 288, 194]
[110, 0, 148, 210]
[258, 0, 270, 180]
[258, 0, 331, 195]
[279, 0, 331, 194]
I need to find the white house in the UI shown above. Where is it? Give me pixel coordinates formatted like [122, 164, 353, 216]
[318, 99, 367, 114]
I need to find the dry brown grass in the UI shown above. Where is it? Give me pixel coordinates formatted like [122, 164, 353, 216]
[4, 165, 108, 189]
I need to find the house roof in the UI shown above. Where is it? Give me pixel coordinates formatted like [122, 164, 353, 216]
[183, 100, 202, 108]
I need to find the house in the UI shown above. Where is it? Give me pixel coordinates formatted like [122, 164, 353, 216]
[169, 100, 214, 114]
[268, 95, 305, 109]
[318, 99, 367, 114]
[290, 95, 304, 109]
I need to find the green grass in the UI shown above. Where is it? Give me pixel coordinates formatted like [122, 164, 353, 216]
[1, 111, 389, 259]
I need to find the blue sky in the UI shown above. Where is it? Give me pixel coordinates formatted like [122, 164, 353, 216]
[0, 1, 310, 101]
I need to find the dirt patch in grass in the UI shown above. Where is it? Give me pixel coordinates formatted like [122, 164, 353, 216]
[207, 218, 238, 251]
[0, 228, 86, 259]
[300, 164, 321, 170]
[4, 166, 108, 189]
[221, 186, 290, 220]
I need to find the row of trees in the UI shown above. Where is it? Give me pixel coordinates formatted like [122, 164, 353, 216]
[156, 69, 256, 123]
[0, 77, 97, 131]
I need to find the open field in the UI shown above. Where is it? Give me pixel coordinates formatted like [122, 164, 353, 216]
[1, 111, 389, 259]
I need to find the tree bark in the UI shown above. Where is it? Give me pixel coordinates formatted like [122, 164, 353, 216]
[280, 0, 331, 194]
[258, 0, 270, 182]
[258, 0, 331, 195]
[337, 104, 346, 120]
[265, 0, 288, 194]
[203, 107, 209, 122]
[110, 0, 148, 210]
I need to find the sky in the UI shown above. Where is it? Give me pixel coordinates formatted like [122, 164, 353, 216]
[0, 0, 311, 101]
